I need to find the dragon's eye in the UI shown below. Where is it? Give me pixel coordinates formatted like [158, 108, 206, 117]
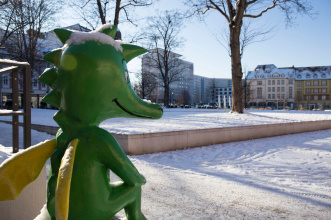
[125, 70, 129, 83]
[122, 59, 129, 83]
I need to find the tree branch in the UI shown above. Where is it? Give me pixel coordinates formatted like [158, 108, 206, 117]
[243, 1, 278, 18]
[209, 0, 230, 23]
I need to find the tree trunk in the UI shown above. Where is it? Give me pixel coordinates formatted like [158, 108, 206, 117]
[164, 83, 169, 108]
[96, 0, 106, 24]
[114, 0, 121, 26]
[230, 27, 244, 113]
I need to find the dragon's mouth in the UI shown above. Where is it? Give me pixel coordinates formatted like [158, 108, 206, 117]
[112, 98, 154, 119]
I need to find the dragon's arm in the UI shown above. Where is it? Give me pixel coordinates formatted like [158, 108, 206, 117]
[0, 139, 56, 201]
[91, 127, 146, 187]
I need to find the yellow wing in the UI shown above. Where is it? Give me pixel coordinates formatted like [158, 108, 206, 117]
[0, 139, 56, 201]
[55, 139, 79, 220]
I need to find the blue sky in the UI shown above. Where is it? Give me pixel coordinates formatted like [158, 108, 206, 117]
[58, 0, 331, 79]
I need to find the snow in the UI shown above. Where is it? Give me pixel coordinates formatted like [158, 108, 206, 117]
[2, 108, 331, 134]
[64, 32, 123, 52]
[34, 204, 51, 220]
[0, 59, 30, 65]
[0, 109, 330, 219]
[93, 23, 113, 33]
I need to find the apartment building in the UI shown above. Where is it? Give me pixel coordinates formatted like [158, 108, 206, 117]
[247, 64, 331, 109]
[247, 64, 295, 109]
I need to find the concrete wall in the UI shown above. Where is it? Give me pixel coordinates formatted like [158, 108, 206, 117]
[124, 120, 331, 155]
[0, 166, 46, 220]
[2, 119, 331, 155]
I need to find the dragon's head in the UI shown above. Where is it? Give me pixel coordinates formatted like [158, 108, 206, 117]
[40, 24, 163, 127]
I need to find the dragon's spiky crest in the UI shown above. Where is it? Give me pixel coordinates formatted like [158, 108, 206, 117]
[42, 90, 61, 108]
[39, 68, 57, 87]
[43, 49, 62, 66]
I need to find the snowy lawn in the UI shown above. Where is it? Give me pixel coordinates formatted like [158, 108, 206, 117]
[0, 119, 330, 219]
[1, 108, 331, 134]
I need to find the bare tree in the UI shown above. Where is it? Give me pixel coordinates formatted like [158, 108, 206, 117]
[177, 89, 191, 106]
[0, 0, 31, 47]
[209, 78, 217, 104]
[68, 0, 155, 30]
[185, 0, 313, 113]
[3, 0, 58, 69]
[144, 10, 187, 107]
[133, 70, 157, 100]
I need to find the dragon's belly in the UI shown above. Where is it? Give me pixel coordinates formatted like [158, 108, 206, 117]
[67, 139, 117, 220]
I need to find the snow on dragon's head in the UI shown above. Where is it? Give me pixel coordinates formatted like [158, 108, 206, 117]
[40, 24, 163, 127]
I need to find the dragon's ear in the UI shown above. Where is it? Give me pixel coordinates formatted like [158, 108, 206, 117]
[121, 44, 147, 63]
[54, 29, 73, 44]
[100, 25, 117, 39]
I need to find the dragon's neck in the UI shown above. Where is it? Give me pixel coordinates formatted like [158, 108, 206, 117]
[53, 110, 99, 139]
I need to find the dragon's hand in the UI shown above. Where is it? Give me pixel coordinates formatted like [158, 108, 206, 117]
[0, 139, 56, 201]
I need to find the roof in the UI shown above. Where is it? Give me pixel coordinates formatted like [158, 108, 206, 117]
[247, 64, 331, 80]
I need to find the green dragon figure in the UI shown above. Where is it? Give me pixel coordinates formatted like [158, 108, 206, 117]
[0, 24, 163, 220]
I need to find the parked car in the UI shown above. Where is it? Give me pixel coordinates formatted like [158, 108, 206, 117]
[5, 99, 12, 110]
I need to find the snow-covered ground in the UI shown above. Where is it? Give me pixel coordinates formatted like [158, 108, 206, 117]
[0, 108, 331, 219]
[1, 108, 331, 134]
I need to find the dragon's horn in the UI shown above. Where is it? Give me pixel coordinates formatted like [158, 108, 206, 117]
[121, 44, 147, 63]
[54, 29, 73, 45]
[100, 25, 117, 39]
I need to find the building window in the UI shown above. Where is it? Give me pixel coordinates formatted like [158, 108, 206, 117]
[272, 87, 275, 92]
[314, 96, 318, 101]
[261, 75, 264, 78]
[268, 87, 271, 92]
[257, 81, 262, 85]
[313, 74, 318, 78]
[281, 80, 284, 85]
[277, 80, 280, 85]
[322, 81, 327, 86]
[289, 80, 293, 84]
[314, 81, 319, 86]
[322, 74, 326, 78]
[289, 94, 293, 99]
[289, 87, 293, 96]
[322, 95, 326, 100]
[272, 80, 275, 85]
[314, 88, 319, 93]
[297, 75, 302, 79]
[306, 88, 311, 93]
[281, 94, 285, 99]
[306, 74, 311, 78]
[3, 76, 8, 85]
[33, 79, 38, 88]
[255, 69, 260, 73]
[305, 96, 311, 100]
[322, 88, 327, 93]
[306, 81, 311, 86]
[268, 80, 271, 85]
[281, 87, 285, 92]
[257, 87, 262, 99]
[277, 94, 280, 99]
[255, 75, 259, 78]
[297, 89, 302, 93]
[272, 94, 275, 99]
[268, 94, 271, 99]
[297, 82, 302, 86]
[42, 83, 46, 88]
